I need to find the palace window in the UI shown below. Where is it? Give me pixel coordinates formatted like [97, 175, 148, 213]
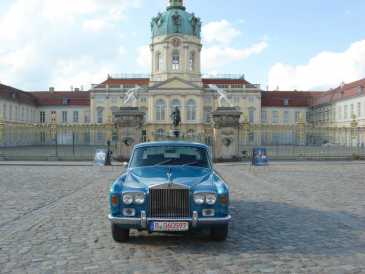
[283, 111, 289, 124]
[189, 52, 195, 71]
[171, 99, 181, 111]
[155, 52, 162, 72]
[350, 104, 354, 116]
[272, 110, 279, 124]
[73, 111, 79, 123]
[156, 128, 164, 137]
[172, 50, 180, 71]
[261, 110, 267, 123]
[96, 107, 104, 124]
[62, 111, 68, 123]
[51, 111, 56, 123]
[186, 99, 197, 121]
[344, 105, 348, 119]
[248, 107, 256, 123]
[295, 112, 301, 123]
[156, 99, 166, 121]
[40, 111, 46, 124]
[357, 102, 361, 117]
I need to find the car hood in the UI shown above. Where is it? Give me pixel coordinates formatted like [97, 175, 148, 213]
[124, 166, 213, 189]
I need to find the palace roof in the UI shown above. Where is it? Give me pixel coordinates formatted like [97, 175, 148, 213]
[30, 91, 90, 107]
[0, 83, 38, 106]
[262, 91, 322, 108]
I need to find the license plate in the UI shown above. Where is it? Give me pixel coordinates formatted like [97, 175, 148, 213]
[150, 222, 189, 232]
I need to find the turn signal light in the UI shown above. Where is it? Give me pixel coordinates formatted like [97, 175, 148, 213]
[111, 195, 119, 206]
[220, 195, 229, 205]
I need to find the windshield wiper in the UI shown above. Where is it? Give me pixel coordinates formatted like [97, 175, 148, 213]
[154, 159, 174, 166]
[182, 161, 199, 167]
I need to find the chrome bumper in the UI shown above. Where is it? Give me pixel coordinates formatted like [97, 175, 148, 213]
[108, 211, 231, 228]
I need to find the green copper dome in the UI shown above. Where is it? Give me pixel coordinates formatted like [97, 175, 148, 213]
[151, 0, 201, 39]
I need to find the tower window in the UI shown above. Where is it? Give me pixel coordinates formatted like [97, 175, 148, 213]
[155, 52, 162, 72]
[172, 51, 180, 71]
[189, 52, 195, 71]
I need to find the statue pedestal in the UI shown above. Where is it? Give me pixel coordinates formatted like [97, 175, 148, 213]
[212, 107, 242, 161]
[114, 107, 145, 161]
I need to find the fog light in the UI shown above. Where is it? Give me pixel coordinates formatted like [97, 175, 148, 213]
[202, 209, 215, 217]
[111, 195, 119, 206]
[123, 208, 136, 217]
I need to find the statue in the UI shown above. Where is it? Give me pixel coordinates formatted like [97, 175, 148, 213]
[172, 11, 181, 33]
[123, 85, 142, 107]
[208, 84, 234, 107]
[171, 106, 181, 128]
[190, 14, 201, 36]
[151, 13, 163, 35]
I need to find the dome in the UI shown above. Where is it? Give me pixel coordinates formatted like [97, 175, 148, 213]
[151, 1, 201, 39]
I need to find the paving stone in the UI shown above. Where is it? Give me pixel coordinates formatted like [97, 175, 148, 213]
[0, 162, 364, 273]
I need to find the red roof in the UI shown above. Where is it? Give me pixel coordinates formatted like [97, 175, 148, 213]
[262, 91, 322, 107]
[30, 91, 90, 107]
[94, 78, 150, 88]
[94, 77, 256, 88]
[310, 78, 365, 106]
[0, 83, 38, 106]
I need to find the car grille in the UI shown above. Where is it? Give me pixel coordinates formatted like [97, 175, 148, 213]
[149, 188, 190, 218]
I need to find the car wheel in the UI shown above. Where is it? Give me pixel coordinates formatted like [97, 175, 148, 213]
[210, 224, 228, 241]
[111, 224, 130, 243]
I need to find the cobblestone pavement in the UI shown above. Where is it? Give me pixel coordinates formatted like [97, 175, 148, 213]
[0, 162, 364, 274]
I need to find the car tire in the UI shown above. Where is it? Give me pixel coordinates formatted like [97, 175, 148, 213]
[111, 224, 130, 243]
[210, 224, 228, 241]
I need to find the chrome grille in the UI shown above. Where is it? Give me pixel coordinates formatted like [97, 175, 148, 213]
[149, 189, 190, 218]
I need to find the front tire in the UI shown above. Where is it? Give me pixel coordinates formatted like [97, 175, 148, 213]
[210, 224, 228, 241]
[111, 224, 130, 242]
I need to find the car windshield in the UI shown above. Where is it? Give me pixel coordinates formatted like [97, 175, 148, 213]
[130, 146, 210, 168]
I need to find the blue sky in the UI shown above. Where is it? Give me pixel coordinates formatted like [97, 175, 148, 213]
[0, 0, 364, 91]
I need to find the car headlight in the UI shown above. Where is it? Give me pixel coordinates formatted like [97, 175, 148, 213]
[134, 193, 145, 205]
[205, 193, 217, 205]
[122, 193, 133, 205]
[193, 193, 205, 205]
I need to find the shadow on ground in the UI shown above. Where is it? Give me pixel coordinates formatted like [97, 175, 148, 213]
[121, 200, 365, 256]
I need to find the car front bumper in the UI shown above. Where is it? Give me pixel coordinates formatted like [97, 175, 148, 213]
[108, 211, 231, 229]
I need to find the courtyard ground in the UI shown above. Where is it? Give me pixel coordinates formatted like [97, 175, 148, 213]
[0, 162, 364, 274]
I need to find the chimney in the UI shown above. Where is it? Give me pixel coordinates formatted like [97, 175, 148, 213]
[74, 88, 80, 92]
[49, 87, 55, 93]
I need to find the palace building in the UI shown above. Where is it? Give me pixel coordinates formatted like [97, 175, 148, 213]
[1, 0, 365, 148]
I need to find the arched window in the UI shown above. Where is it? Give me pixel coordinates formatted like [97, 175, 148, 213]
[186, 99, 197, 121]
[155, 99, 166, 121]
[155, 52, 162, 72]
[96, 107, 104, 124]
[189, 51, 195, 72]
[111, 106, 119, 122]
[171, 99, 181, 112]
[172, 50, 180, 71]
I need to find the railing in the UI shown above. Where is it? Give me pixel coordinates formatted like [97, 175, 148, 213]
[202, 74, 246, 79]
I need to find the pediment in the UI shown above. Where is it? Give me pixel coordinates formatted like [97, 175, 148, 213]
[149, 77, 203, 91]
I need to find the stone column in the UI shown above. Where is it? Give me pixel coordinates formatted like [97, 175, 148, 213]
[212, 107, 242, 161]
[114, 107, 145, 161]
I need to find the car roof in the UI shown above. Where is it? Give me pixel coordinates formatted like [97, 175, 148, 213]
[134, 141, 209, 150]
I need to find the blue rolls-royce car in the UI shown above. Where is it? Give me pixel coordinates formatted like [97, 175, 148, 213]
[108, 141, 231, 242]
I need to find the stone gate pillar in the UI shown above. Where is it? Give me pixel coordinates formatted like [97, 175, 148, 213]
[212, 107, 242, 161]
[114, 107, 145, 161]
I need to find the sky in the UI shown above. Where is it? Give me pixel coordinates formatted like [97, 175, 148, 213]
[0, 0, 365, 91]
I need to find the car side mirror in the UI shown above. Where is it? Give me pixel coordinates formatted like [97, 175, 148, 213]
[123, 162, 129, 168]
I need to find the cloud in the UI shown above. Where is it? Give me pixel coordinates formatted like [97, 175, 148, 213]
[268, 39, 365, 91]
[202, 20, 241, 45]
[137, 45, 151, 70]
[0, 0, 142, 90]
[202, 41, 268, 71]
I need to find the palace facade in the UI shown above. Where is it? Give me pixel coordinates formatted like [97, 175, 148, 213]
[1, 0, 365, 146]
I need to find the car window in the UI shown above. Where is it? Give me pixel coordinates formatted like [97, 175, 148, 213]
[130, 146, 210, 168]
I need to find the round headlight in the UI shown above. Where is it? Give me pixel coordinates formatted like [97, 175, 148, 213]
[193, 193, 205, 205]
[134, 193, 145, 205]
[205, 193, 217, 205]
[122, 193, 133, 205]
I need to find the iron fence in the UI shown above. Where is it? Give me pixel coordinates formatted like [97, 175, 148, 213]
[0, 123, 365, 161]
